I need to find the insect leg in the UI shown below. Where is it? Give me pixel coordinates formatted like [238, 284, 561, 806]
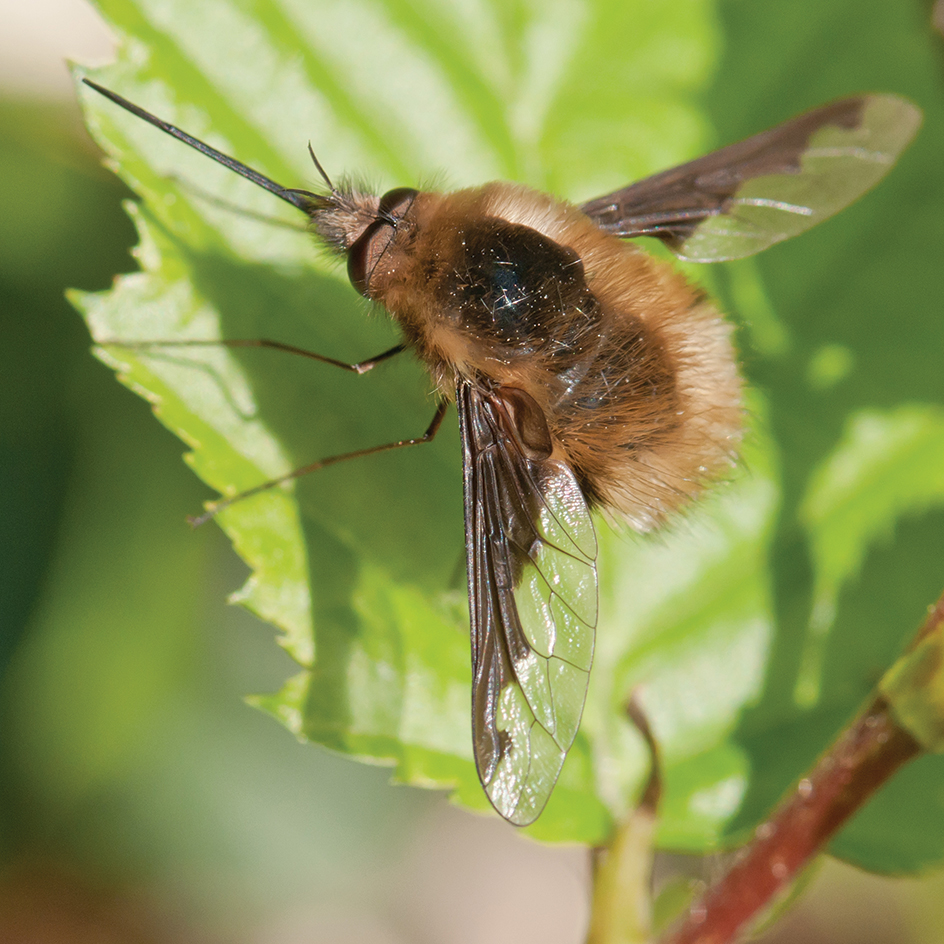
[97, 338, 405, 374]
[189, 397, 449, 527]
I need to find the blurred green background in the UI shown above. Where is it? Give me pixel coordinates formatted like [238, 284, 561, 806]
[3, 1, 944, 942]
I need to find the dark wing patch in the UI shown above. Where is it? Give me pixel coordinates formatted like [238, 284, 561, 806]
[458, 380, 598, 825]
[580, 94, 921, 262]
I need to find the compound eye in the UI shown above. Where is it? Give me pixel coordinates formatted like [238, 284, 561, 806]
[347, 187, 418, 297]
[378, 187, 419, 218]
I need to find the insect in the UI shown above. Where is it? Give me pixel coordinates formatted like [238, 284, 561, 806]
[82, 79, 920, 825]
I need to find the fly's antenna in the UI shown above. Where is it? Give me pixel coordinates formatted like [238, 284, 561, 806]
[307, 143, 335, 192]
[82, 78, 318, 213]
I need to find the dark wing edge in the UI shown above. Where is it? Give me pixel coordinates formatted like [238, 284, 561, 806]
[580, 94, 921, 262]
[458, 381, 598, 826]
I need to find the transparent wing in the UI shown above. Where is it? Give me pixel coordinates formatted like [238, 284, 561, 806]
[580, 94, 921, 262]
[457, 381, 598, 826]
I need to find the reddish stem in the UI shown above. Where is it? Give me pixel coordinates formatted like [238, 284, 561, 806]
[658, 592, 944, 944]
[660, 697, 921, 944]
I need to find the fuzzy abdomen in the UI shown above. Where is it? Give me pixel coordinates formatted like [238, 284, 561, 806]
[371, 182, 742, 530]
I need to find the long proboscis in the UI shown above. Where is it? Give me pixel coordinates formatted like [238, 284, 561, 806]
[82, 78, 315, 212]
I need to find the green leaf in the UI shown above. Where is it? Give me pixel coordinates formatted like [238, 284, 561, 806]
[73, 0, 944, 864]
[706, 0, 944, 873]
[882, 620, 944, 754]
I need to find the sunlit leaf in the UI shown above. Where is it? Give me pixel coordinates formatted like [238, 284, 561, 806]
[73, 0, 944, 863]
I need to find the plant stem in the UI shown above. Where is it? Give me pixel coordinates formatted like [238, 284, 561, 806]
[588, 700, 662, 944]
[659, 697, 921, 944]
[657, 588, 944, 944]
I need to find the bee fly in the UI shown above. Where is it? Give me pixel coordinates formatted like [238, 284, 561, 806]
[82, 79, 920, 825]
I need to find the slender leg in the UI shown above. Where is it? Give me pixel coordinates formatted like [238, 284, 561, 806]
[189, 398, 450, 527]
[96, 337, 406, 375]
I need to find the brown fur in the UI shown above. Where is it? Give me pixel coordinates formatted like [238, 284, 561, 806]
[357, 182, 742, 531]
